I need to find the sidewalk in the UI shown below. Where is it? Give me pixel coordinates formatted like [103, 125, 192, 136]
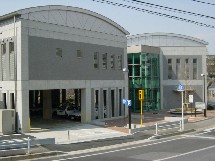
[103, 109, 215, 133]
[1, 110, 215, 160]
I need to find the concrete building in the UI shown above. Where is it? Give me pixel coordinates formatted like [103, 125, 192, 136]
[0, 5, 129, 133]
[127, 33, 208, 110]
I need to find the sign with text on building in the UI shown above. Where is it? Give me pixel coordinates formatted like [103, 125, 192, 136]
[189, 95, 193, 103]
[195, 102, 206, 109]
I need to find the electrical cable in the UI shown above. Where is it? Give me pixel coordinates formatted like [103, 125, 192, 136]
[122, 0, 215, 19]
[191, 0, 215, 6]
[92, 0, 215, 28]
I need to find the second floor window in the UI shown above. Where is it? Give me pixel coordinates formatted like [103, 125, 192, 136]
[77, 50, 82, 58]
[193, 59, 197, 80]
[185, 59, 189, 79]
[117, 55, 122, 70]
[1, 43, 6, 81]
[110, 54, 115, 69]
[102, 53, 107, 69]
[168, 59, 173, 79]
[176, 58, 181, 79]
[56, 48, 62, 57]
[9, 42, 14, 53]
[94, 52, 99, 69]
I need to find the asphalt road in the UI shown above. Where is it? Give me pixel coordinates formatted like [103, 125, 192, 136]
[24, 127, 215, 161]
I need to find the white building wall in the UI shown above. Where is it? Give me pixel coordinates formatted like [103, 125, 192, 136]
[0, 5, 129, 133]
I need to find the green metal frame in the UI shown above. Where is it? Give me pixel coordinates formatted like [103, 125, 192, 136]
[128, 52, 160, 112]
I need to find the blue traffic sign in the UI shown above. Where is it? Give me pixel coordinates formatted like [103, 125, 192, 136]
[127, 100, 132, 106]
[122, 98, 127, 104]
[177, 84, 185, 91]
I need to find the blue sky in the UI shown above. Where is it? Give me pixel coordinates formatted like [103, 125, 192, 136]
[0, 0, 214, 54]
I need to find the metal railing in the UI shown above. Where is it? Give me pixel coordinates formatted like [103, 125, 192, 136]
[0, 137, 55, 157]
[155, 120, 182, 135]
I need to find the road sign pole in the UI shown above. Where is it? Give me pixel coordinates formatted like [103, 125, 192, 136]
[127, 100, 132, 130]
[182, 91, 184, 131]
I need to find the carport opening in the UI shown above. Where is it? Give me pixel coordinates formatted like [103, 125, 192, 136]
[29, 89, 82, 129]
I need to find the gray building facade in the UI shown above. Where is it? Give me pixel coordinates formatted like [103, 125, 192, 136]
[0, 5, 129, 133]
[127, 33, 208, 109]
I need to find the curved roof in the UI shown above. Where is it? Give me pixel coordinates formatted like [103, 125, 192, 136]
[127, 32, 208, 46]
[0, 5, 129, 36]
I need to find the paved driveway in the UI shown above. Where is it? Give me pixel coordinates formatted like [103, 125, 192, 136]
[28, 118, 128, 144]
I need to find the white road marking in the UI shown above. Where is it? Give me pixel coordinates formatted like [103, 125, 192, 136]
[52, 136, 188, 161]
[181, 134, 215, 140]
[154, 144, 215, 161]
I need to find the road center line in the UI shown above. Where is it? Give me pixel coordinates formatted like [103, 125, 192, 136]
[154, 144, 215, 161]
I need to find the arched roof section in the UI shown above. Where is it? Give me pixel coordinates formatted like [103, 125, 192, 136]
[0, 5, 129, 36]
[127, 32, 208, 47]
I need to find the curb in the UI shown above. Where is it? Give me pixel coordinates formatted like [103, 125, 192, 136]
[0, 151, 65, 161]
[153, 129, 196, 139]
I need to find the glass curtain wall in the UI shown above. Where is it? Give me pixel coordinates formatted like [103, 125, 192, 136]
[128, 52, 160, 112]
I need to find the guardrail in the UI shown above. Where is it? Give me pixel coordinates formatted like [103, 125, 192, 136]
[130, 120, 183, 135]
[155, 120, 182, 135]
[0, 137, 55, 157]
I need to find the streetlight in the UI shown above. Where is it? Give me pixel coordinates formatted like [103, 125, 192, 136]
[123, 67, 131, 130]
[201, 73, 207, 117]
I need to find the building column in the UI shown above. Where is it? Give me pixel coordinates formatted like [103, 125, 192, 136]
[16, 90, 29, 133]
[107, 88, 111, 118]
[43, 90, 52, 119]
[81, 88, 92, 123]
[99, 88, 104, 119]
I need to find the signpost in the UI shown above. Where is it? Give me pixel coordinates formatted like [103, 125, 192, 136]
[177, 84, 185, 131]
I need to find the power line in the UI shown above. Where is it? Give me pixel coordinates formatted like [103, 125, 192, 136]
[191, 0, 215, 6]
[92, 0, 214, 28]
[124, 0, 215, 19]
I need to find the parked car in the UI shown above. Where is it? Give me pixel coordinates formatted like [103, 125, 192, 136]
[207, 103, 215, 110]
[70, 110, 81, 120]
[56, 103, 78, 117]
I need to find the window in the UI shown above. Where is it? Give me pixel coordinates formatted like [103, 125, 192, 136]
[176, 58, 181, 79]
[110, 54, 115, 69]
[168, 59, 173, 79]
[117, 55, 122, 70]
[56, 48, 62, 57]
[9, 42, 14, 53]
[2, 43, 6, 54]
[193, 58, 197, 79]
[185, 59, 189, 79]
[9, 42, 15, 80]
[77, 50, 82, 58]
[102, 53, 107, 69]
[94, 52, 99, 69]
[1, 43, 6, 80]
